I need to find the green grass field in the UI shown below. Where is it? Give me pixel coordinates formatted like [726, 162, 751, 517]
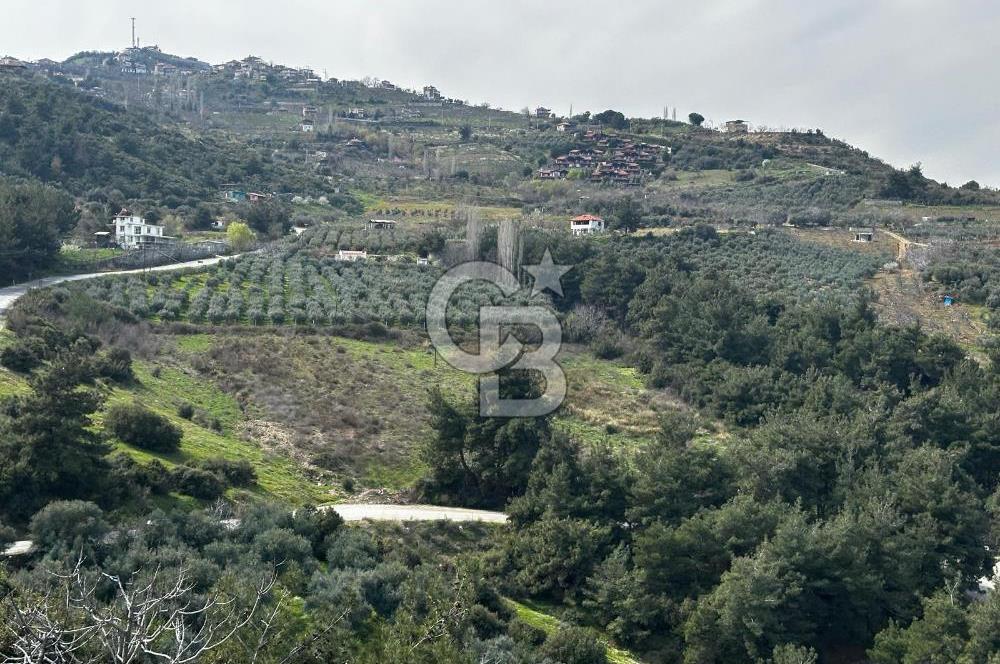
[104, 361, 334, 504]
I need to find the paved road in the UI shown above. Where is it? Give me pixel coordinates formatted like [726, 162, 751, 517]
[330, 503, 508, 523]
[0, 254, 237, 318]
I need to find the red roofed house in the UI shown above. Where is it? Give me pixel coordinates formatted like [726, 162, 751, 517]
[570, 214, 606, 236]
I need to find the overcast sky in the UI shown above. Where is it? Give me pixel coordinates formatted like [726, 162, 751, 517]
[4, 0, 998, 186]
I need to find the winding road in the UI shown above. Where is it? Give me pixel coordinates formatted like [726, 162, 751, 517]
[0, 254, 237, 318]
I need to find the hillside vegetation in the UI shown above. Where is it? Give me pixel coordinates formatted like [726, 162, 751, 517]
[3, 44, 1000, 664]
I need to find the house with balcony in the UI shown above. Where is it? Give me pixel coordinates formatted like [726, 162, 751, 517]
[570, 214, 606, 235]
[112, 209, 173, 249]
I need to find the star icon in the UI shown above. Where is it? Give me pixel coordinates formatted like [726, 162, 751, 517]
[524, 249, 572, 297]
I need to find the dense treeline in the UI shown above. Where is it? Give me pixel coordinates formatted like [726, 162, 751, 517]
[417, 226, 1000, 661]
[0, 176, 77, 282]
[0, 499, 579, 663]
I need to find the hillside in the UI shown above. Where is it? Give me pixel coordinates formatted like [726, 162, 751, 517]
[4, 41, 1000, 664]
[0, 71, 341, 207]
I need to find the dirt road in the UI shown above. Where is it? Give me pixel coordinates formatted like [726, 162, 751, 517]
[879, 228, 928, 262]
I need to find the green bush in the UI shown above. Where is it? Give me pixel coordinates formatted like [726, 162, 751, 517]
[0, 342, 42, 373]
[170, 466, 226, 500]
[29, 500, 108, 549]
[94, 347, 134, 382]
[104, 402, 182, 452]
[541, 626, 608, 664]
[199, 458, 257, 487]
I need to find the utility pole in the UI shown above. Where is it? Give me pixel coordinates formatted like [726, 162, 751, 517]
[131, 17, 136, 48]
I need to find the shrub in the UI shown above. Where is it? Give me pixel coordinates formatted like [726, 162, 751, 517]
[0, 520, 15, 551]
[171, 466, 226, 500]
[0, 342, 41, 373]
[105, 402, 182, 452]
[592, 337, 623, 360]
[508, 619, 547, 647]
[541, 626, 608, 664]
[94, 347, 134, 382]
[192, 409, 223, 432]
[30, 500, 108, 549]
[199, 458, 257, 487]
[177, 402, 195, 419]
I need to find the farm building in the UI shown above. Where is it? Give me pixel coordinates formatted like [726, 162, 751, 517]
[367, 219, 397, 231]
[725, 119, 749, 134]
[336, 249, 368, 262]
[852, 227, 875, 242]
[222, 189, 247, 203]
[570, 214, 606, 236]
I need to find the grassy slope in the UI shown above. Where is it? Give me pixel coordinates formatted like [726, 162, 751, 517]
[103, 362, 333, 504]
[0, 328, 330, 504]
[505, 598, 644, 664]
[160, 332, 678, 491]
[2, 327, 674, 505]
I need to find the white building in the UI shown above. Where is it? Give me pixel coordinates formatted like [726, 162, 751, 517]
[570, 214, 606, 235]
[367, 219, 397, 231]
[112, 209, 172, 249]
[336, 249, 368, 262]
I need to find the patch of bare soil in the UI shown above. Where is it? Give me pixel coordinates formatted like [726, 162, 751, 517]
[870, 268, 987, 353]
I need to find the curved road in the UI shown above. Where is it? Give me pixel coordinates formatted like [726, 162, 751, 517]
[0, 254, 237, 318]
[330, 503, 508, 523]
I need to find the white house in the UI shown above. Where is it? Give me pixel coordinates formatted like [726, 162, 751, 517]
[336, 249, 368, 262]
[112, 208, 172, 249]
[570, 214, 606, 235]
[301, 120, 315, 133]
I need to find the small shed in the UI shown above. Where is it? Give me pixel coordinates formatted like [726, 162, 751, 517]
[852, 226, 875, 242]
[367, 219, 397, 231]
